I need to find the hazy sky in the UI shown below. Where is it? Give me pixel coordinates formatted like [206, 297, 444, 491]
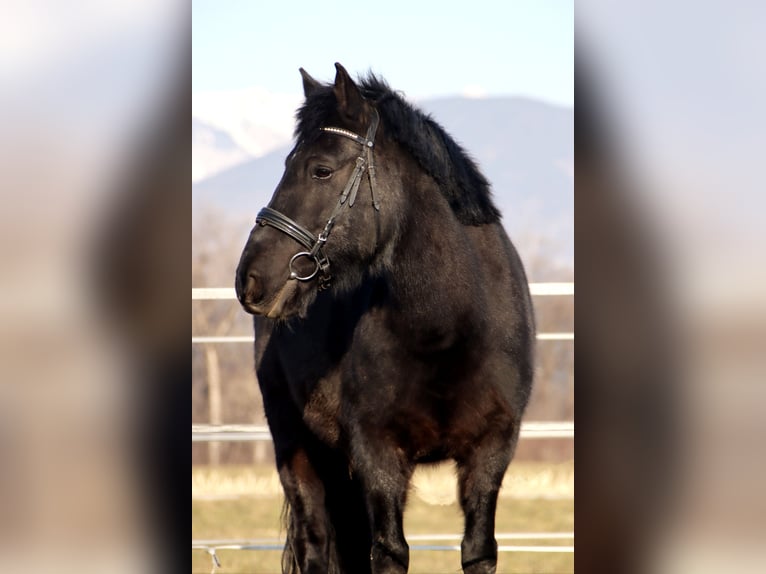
[193, 0, 573, 106]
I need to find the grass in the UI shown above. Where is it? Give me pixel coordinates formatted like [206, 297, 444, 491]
[192, 461, 573, 574]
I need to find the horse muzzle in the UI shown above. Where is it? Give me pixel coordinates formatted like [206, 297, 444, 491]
[236, 266, 302, 319]
[235, 268, 265, 313]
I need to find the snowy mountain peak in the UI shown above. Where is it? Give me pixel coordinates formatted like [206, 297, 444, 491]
[192, 87, 301, 158]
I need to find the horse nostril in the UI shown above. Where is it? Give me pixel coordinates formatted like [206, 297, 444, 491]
[245, 271, 264, 303]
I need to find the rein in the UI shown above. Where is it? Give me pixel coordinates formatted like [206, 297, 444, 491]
[255, 109, 380, 290]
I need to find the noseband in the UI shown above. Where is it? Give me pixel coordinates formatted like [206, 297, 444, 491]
[255, 109, 380, 290]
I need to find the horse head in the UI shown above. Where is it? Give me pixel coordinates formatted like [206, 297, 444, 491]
[236, 63, 403, 319]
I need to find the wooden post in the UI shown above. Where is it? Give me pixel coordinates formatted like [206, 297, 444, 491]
[205, 344, 222, 465]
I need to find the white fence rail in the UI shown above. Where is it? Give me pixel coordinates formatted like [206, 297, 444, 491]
[191, 282, 574, 342]
[194, 533, 574, 569]
[192, 282, 573, 300]
[192, 332, 573, 343]
[194, 536, 574, 569]
[192, 422, 573, 442]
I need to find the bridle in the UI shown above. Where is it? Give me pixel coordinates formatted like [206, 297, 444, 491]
[255, 109, 380, 290]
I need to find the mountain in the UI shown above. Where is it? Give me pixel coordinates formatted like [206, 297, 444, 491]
[192, 118, 251, 182]
[419, 97, 573, 255]
[192, 87, 301, 157]
[193, 97, 573, 263]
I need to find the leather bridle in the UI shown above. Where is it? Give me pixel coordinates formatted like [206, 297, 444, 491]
[255, 109, 380, 290]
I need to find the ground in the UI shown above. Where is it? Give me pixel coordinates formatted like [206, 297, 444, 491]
[192, 461, 573, 574]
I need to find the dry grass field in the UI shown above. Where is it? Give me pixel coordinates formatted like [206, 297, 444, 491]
[192, 461, 573, 574]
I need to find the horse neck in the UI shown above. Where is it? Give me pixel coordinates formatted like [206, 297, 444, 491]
[385, 175, 476, 320]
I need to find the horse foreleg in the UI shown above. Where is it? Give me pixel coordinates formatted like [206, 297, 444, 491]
[351, 437, 413, 574]
[456, 430, 516, 574]
[278, 447, 332, 574]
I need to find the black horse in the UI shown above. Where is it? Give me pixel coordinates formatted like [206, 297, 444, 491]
[235, 63, 535, 574]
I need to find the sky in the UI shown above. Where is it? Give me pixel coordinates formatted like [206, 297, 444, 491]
[193, 0, 573, 106]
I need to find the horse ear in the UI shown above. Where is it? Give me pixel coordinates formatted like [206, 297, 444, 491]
[299, 67, 321, 98]
[333, 62, 364, 121]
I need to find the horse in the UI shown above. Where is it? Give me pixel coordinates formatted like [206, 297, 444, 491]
[235, 63, 535, 574]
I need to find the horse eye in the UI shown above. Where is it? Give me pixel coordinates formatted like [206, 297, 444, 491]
[312, 166, 333, 180]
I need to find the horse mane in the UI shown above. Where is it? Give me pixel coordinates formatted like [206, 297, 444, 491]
[295, 73, 500, 226]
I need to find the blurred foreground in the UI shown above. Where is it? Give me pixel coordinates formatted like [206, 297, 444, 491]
[0, 2, 188, 573]
[576, 3, 766, 573]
